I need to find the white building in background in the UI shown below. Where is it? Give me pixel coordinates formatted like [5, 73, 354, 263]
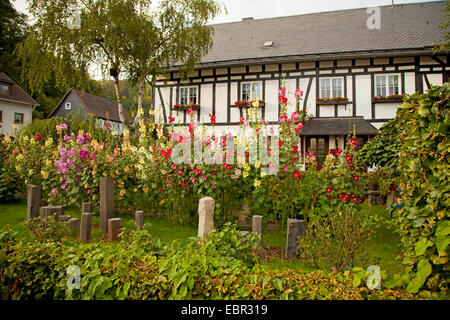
[153, 1, 449, 168]
[0, 72, 38, 137]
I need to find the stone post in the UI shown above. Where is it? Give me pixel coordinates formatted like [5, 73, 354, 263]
[252, 215, 263, 245]
[80, 213, 92, 243]
[100, 177, 114, 233]
[26, 184, 40, 220]
[135, 211, 144, 230]
[68, 218, 80, 231]
[39, 205, 63, 220]
[198, 197, 215, 239]
[82, 202, 92, 213]
[285, 218, 306, 259]
[108, 218, 122, 241]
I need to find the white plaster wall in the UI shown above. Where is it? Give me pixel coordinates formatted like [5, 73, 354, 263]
[319, 105, 334, 117]
[371, 122, 386, 130]
[0, 100, 33, 137]
[305, 79, 316, 117]
[265, 80, 279, 122]
[284, 78, 297, 115]
[230, 82, 239, 123]
[200, 84, 213, 123]
[404, 72, 416, 94]
[215, 83, 228, 123]
[355, 75, 371, 119]
[375, 102, 399, 119]
[338, 104, 352, 117]
[426, 73, 443, 87]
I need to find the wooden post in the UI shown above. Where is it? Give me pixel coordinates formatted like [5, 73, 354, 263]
[100, 177, 114, 233]
[285, 219, 305, 259]
[80, 213, 92, 243]
[68, 218, 80, 231]
[39, 206, 63, 220]
[198, 197, 214, 239]
[252, 215, 263, 245]
[26, 184, 40, 220]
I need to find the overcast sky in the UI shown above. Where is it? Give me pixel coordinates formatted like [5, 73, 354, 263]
[12, 0, 439, 24]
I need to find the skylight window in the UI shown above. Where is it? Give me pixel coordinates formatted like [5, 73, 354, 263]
[264, 41, 273, 48]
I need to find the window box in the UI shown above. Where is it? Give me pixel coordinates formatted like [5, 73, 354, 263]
[315, 97, 349, 105]
[372, 94, 405, 103]
[172, 103, 200, 111]
[232, 100, 265, 108]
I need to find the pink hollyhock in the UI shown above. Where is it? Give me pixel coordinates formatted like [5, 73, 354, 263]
[51, 188, 58, 195]
[211, 183, 217, 189]
[172, 164, 177, 170]
[60, 123, 68, 130]
[293, 170, 302, 178]
[61, 183, 68, 190]
[180, 181, 186, 187]
[282, 165, 289, 172]
[178, 169, 182, 175]
[291, 112, 300, 123]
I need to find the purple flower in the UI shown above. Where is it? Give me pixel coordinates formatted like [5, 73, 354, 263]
[60, 123, 68, 130]
[52, 188, 58, 195]
[63, 135, 71, 142]
[61, 183, 68, 190]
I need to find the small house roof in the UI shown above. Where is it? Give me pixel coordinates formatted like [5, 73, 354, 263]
[49, 89, 127, 123]
[0, 72, 38, 106]
[299, 117, 378, 136]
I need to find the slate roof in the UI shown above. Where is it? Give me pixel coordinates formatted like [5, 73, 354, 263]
[49, 89, 127, 123]
[299, 117, 378, 136]
[193, 1, 447, 67]
[0, 72, 38, 106]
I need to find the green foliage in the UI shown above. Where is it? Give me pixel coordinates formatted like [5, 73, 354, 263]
[358, 119, 402, 170]
[297, 206, 381, 273]
[394, 84, 449, 293]
[0, 224, 418, 300]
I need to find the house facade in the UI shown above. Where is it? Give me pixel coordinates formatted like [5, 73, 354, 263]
[0, 72, 38, 137]
[48, 89, 126, 135]
[152, 1, 449, 167]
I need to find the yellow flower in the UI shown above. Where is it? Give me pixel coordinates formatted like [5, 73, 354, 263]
[254, 179, 261, 188]
[160, 199, 165, 206]
[243, 171, 249, 178]
[46, 159, 52, 167]
[41, 170, 49, 179]
[45, 138, 53, 147]
[260, 171, 267, 178]
[252, 100, 260, 108]
[28, 169, 33, 175]
[17, 154, 24, 161]
[244, 164, 251, 171]
[255, 160, 261, 169]
[143, 187, 149, 193]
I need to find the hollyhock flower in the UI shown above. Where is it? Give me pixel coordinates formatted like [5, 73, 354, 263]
[194, 168, 202, 175]
[326, 187, 332, 193]
[178, 169, 182, 175]
[282, 165, 288, 172]
[293, 170, 302, 178]
[201, 175, 207, 182]
[61, 183, 68, 190]
[168, 116, 175, 123]
[180, 181, 186, 187]
[187, 109, 194, 116]
[60, 123, 68, 130]
[35, 134, 42, 141]
[279, 113, 288, 122]
[345, 154, 353, 161]
[353, 175, 359, 181]
[211, 183, 217, 189]
[295, 89, 304, 100]
[172, 164, 177, 170]
[209, 113, 216, 125]
[51, 188, 58, 195]
[291, 112, 300, 123]
[326, 194, 332, 200]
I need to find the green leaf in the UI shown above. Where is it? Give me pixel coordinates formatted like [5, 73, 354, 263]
[435, 221, 450, 238]
[272, 278, 283, 291]
[436, 237, 450, 256]
[415, 238, 433, 256]
[406, 259, 432, 293]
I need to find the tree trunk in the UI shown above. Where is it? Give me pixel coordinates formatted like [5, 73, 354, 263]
[112, 72, 128, 129]
[134, 77, 145, 125]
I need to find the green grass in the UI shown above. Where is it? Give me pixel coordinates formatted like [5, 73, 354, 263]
[0, 201, 402, 273]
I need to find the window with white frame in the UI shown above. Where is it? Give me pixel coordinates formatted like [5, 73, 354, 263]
[375, 74, 399, 96]
[180, 86, 198, 105]
[241, 82, 262, 101]
[319, 78, 343, 98]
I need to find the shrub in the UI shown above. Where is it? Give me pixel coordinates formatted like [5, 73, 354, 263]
[394, 84, 449, 293]
[297, 206, 381, 273]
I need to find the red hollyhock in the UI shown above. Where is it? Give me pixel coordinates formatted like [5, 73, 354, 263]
[209, 113, 216, 125]
[35, 134, 42, 141]
[293, 170, 302, 179]
[353, 175, 359, 181]
[326, 187, 332, 193]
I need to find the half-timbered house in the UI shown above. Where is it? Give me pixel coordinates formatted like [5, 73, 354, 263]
[153, 1, 449, 167]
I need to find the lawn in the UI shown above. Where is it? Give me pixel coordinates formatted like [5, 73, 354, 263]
[0, 201, 402, 274]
